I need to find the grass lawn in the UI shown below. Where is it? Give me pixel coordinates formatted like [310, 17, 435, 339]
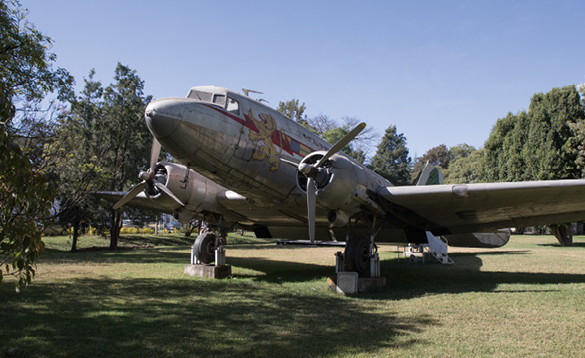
[1, 233, 585, 357]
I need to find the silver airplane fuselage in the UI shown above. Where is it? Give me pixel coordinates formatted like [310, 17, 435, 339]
[143, 86, 392, 238]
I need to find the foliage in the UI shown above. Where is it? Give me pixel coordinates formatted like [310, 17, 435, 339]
[484, 86, 584, 182]
[276, 99, 308, 126]
[45, 70, 110, 251]
[444, 148, 486, 184]
[411, 144, 450, 182]
[50, 64, 153, 250]
[0, 125, 54, 288]
[369, 125, 411, 185]
[569, 83, 585, 177]
[0, 0, 73, 288]
[277, 100, 375, 163]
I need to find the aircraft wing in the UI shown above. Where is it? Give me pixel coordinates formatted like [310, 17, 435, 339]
[94, 191, 180, 213]
[376, 179, 585, 235]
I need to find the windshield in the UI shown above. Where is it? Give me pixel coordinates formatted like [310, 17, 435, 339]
[187, 90, 213, 102]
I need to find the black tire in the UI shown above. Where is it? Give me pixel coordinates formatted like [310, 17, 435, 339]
[194, 232, 216, 264]
[344, 235, 371, 277]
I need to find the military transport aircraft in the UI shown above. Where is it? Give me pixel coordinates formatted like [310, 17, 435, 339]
[101, 85, 585, 276]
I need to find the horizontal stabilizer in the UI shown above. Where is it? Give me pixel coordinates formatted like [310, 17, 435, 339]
[446, 229, 511, 248]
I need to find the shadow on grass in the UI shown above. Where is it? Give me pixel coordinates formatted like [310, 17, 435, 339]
[365, 251, 585, 300]
[230, 249, 585, 301]
[538, 242, 585, 248]
[0, 278, 437, 358]
[229, 257, 335, 282]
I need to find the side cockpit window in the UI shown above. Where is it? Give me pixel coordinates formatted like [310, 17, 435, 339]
[213, 94, 226, 107]
[227, 97, 240, 115]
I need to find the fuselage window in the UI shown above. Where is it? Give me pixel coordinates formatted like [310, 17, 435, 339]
[213, 94, 226, 107]
[227, 97, 240, 115]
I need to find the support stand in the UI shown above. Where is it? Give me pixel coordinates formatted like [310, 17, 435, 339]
[184, 245, 231, 279]
[328, 251, 386, 294]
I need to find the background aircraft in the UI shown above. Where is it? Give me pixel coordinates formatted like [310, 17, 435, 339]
[102, 86, 585, 276]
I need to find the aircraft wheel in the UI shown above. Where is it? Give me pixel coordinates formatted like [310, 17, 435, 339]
[344, 235, 371, 277]
[194, 232, 217, 264]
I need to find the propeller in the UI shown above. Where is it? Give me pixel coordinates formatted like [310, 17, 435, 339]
[113, 138, 184, 210]
[298, 122, 366, 243]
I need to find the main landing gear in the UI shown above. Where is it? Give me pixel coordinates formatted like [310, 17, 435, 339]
[191, 228, 227, 264]
[330, 218, 385, 294]
[185, 219, 231, 279]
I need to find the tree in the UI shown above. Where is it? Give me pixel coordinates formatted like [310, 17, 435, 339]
[0, 0, 73, 288]
[481, 85, 585, 245]
[321, 125, 366, 164]
[569, 83, 585, 177]
[412, 144, 450, 182]
[444, 148, 486, 184]
[46, 70, 109, 252]
[100, 64, 153, 249]
[449, 143, 476, 163]
[277, 99, 308, 126]
[369, 125, 411, 185]
[523, 86, 583, 180]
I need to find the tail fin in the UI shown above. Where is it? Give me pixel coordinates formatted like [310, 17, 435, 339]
[416, 162, 443, 185]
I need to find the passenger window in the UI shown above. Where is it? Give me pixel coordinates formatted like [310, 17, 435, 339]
[213, 94, 226, 107]
[227, 97, 240, 115]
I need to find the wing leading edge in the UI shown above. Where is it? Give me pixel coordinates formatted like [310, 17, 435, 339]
[376, 179, 585, 235]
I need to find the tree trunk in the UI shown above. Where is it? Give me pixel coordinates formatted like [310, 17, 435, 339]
[550, 224, 573, 247]
[70, 218, 80, 252]
[110, 210, 122, 249]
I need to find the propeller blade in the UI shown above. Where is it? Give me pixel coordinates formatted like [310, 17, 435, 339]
[316, 122, 366, 167]
[280, 157, 300, 168]
[150, 137, 162, 173]
[307, 177, 316, 243]
[113, 182, 147, 210]
[154, 182, 185, 207]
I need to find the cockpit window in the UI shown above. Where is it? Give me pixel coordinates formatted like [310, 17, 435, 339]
[227, 97, 239, 115]
[187, 89, 234, 111]
[187, 90, 212, 102]
[213, 94, 226, 107]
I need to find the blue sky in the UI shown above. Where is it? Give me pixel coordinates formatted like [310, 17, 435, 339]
[24, 0, 585, 157]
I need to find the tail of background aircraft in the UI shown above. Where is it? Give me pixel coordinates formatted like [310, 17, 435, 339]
[416, 162, 510, 248]
[416, 162, 443, 186]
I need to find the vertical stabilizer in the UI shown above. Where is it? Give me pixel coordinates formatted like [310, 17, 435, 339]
[416, 162, 443, 186]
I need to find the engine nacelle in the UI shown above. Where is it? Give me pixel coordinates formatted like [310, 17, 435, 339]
[154, 161, 226, 217]
[297, 152, 389, 226]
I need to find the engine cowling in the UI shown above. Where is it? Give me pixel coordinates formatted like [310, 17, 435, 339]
[296, 152, 389, 226]
[149, 162, 227, 220]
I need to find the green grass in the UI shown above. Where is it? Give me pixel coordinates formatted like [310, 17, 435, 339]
[2, 234, 585, 357]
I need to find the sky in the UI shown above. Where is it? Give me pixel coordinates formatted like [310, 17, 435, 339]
[23, 0, 585, 158]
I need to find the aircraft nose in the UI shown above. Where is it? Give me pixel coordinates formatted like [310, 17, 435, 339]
[145, 98, 183, 139]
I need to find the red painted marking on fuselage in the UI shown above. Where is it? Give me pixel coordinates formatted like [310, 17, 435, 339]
[204, 104, 314, 157]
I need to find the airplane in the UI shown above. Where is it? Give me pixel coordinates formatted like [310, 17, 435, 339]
[101, 85, 585, 277]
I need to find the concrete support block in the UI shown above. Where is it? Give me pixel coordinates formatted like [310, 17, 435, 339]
[357, 276, 387, 292]
[328, 273, 387, 294]
[184, 264, 231, 279]
[336, 271, 359, 294]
